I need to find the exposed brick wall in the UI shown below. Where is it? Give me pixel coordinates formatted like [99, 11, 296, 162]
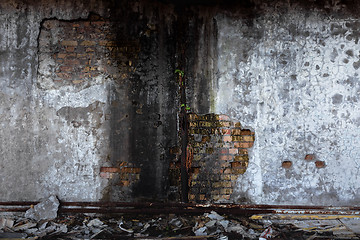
[38, 14, 139, 89]
[38, 14, 145, 195]
[186, 113, 255, 202]
[100, 163, 141, 187]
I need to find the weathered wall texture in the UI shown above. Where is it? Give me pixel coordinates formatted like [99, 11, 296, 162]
[0, 0, 178, 201]
[1, 0, 360, 205]
[213, 1, 360, 205]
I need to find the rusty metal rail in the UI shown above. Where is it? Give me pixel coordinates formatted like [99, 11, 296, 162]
[0, 202, 360, 216]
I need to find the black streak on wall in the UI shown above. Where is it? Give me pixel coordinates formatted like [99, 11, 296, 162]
[104, 1, 178, 201]
[102, 0, 360, 202]
[102, 0, 259, 202]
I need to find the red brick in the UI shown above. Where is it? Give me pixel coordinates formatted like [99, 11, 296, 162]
[121, 167, 141, 174]
[100, 172, 112, 178]
[221, 195, 231, 200]
[219, 121, 231, 127]
[243, 136, 255, 142]
[80, 40, 96, 46]
[189, 194, 195, 200]
[99, 40, 117, 46]
[72, 80, 84, 84]
[221, 174, 231, 180]
[83, 21, 90, 27]
[238, 149, 248, 155]
[201, 136, 211, 143]
[220, 148, 228, 154]
[220, 155, 232, 161]
[232, 136, 243, 141]
[220, 188, 233, 195]
[234, 142, 254, 148]
[119, 161, 128, 167]
[220, 162, 230, 168]
[232, 129, 242, 135]
[240, 129, 252, 135]
[57, 53, 67, 58]
[222, 129, 231, 135]
[231, 168, 246, 174]
[118, 180, 130, 187]
[223, 168, 231, 174]
[60, 66, 73, 72]
[64, 59, 80, 65]
[218, 114, 230, 120]
[315, 161, 325, 168]
[223, 135, 232, 142]
[229, 148, 238, 154]
[234, 122, 241, 127]
[65, 46, 75, 52]
[61, 40, 78, 46]
[100, 167, 120, 173]
[234, 155, 249, 161]
[282, 161, 292, 168]
[231, 162, 243, 168]
[56, 72, 71, 79]
[91, 21, 107, 26]
[188, 113, 198, 121]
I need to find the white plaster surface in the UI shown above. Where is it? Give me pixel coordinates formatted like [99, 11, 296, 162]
[215, 8, 360, 205]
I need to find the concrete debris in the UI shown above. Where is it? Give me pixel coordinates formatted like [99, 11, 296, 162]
[25, 195, 60, 221]
[0, 217, 14, 229]
[0, 211, 359, 239]
[193, 211, 258, 239]
[87, 218, 105, 228]
[13, 221, 37, 231]
[207, 211, 225, 220]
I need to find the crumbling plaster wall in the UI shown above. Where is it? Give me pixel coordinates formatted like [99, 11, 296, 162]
[2, 0, 360, 205]
[0, 0, 179, 201]
[0, 1, 112, 201]
[211, 1, 360, 205]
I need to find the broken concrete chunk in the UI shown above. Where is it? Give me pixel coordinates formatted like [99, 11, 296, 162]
[0, 218, 14, 229]
[25, 195, 60, 221]
[194, 226, 208, 236]
[205, 220, 217, 228]
[169, 217, 183, 229]
[219, 220, 230, 229]
[207, 211, 224, 221]
[13, 222, 37, 231]
[87, 218, 105, 228]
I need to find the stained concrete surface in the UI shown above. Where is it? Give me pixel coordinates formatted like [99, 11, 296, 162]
[1, 0, 360, 205]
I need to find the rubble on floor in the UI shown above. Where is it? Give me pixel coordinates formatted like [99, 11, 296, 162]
[24, 195, 60, 221]
[0, 210, 360, 239]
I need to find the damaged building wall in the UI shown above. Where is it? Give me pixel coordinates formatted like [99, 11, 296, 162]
[211, 1, 360, 205]
[0, 0, 179, 201]
[2, 0, 360, 205]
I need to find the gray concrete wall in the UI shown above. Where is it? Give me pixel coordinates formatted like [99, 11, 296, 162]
[1, 0, 360, 205]
[211, 1, 360, 205]
[0, 0, 179, 201]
